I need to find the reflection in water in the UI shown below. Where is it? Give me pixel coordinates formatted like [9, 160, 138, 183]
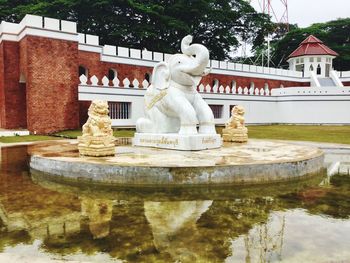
[80, 197, 113, 239]
[0, 145, 350, 262]
[144, 201, 212, 262]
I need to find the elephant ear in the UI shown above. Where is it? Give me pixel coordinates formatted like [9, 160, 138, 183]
[151, 62, 170, 90]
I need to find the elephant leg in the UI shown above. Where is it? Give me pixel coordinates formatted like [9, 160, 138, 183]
[136, 107, 179, 133]
[193, 94, 216, 134]
[162, 94, 198, 135]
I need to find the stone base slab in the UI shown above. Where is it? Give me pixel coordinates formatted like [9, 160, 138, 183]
[222, 128, 248, 143]
[77, 145, 115, 157]
[78, 135, 115, 157]
[29, 139, 325, 186]
[133, 133, 222, 150]
[222, 133, 248, 143]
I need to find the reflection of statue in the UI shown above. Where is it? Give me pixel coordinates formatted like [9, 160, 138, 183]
[78, 100, 115, 156]
[222, 105, 248, 142]
[144, 201, 212, 262]
[80, 197, 113, 239]
[136, 35, 215, 135]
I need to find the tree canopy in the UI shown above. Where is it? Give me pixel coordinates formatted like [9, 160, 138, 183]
[0, 0, 273, 60]
[270, 18, 350, 70]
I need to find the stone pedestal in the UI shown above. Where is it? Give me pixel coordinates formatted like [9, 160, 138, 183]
[78, 135, 115, 157]
[222, 128, 248, 143]
[133, 133, 222, 151]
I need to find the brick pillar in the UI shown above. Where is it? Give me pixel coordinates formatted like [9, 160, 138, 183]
[0, 42, 4, 128]
[0, 41, 27, 129]
[20, 36, 79, 134]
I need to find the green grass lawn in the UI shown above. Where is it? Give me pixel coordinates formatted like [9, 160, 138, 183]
[0, 135, 60, 143]
[53, 129, 135, 138]
[1, 126, 350, 145]
[218, 125, 350, 145]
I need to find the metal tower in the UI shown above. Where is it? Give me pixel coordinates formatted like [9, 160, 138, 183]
[258, 0, 289, 30]
[244, 0, 289, 67]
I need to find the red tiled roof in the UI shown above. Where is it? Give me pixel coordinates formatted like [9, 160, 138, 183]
[288, 35, 338, 59]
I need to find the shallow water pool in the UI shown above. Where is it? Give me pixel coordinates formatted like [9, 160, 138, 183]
[0, 145, 349, 262]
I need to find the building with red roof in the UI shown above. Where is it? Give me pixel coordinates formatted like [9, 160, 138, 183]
[287, 35, 338, 77]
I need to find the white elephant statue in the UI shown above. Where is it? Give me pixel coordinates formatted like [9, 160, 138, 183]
[136, 35, 216, 135]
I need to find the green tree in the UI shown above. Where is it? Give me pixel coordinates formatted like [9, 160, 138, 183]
[269, 18, 350, 70]
[0, 0, 272, 60]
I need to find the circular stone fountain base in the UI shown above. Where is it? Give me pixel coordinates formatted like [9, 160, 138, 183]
[29, 139, 324, 186]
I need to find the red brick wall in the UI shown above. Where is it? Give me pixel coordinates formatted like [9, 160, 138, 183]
[20, 36, 80, 134]
[78, 51, 153, 84]
[79, 100, 90, 126]
[343, 81, 350, 86]
[77, 51, 154, 125]
[0, 41, 27, 129]
[0, 42, 4, 128]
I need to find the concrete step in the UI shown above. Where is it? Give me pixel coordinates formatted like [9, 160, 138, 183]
[318, 77, 336, 87]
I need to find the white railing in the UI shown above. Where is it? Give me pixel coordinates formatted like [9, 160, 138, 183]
[79, 75, 272, 96]
[271, 86, 350, 96]
[330, 70, 344, 87]
[338, 71, 350, 78]
[310, 71, 321, 87]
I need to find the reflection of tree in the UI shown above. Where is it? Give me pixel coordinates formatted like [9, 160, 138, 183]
[279, 174, 350, 219]
[0, 146, 29, 173]
[196, 198, 282, 261]
[0, 146, 81, 252]
[0, 230, 32, 253]
[239, 213, 286, 263]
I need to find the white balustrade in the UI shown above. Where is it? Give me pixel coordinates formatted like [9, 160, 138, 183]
[132, 79, 140, 88]
[79, 74, 87, 85]
[112, 77, 120, 87]
[102, 76, 109, 86]
[90, 75, 98, 85]
[232, 86, 236, 94]
[142, 79, 149, 89]
[123, 78, 130, 88]
[205, 84, 211, 93]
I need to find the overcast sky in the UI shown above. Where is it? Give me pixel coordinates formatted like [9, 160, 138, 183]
[251, 0, 350, 28]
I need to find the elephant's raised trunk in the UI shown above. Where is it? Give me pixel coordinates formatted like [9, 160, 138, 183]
[181, 35, 210, 76]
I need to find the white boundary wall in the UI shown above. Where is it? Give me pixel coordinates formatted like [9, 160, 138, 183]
[78, 75, 350, 126]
